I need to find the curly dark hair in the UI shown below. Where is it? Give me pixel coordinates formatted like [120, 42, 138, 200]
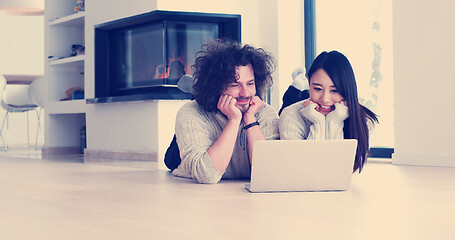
[192, 39, 275, 112]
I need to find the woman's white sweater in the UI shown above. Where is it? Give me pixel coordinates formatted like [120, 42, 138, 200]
[279, 100, 348, 140]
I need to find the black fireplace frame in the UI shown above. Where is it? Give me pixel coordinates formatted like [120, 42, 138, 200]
[89, 10, 241, 104]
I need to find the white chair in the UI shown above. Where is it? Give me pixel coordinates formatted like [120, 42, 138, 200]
[0, 75, 42, 150]
[28, 76, 45, 148]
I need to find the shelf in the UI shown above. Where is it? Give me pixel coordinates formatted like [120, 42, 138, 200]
[45, 0, 88, 150]
[49, 12, 85, 27]
[47, 100, 87, 114]
[49, 55, 85, 66]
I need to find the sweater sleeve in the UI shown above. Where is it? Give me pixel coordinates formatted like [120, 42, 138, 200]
[325, 103, 348, 139]
[300, 103, 326, 140]
[256, 104, 280, 140]
[172, 103, 224, 184]
[279, 101, 316, 140]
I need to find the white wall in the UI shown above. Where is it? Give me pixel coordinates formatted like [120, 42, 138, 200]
[84, 0, 159, 155]
[392, 0, 455, 167]
[0, 15, 44, 74]
[85, 0, 301, 165]
[0, 14, 44, 146]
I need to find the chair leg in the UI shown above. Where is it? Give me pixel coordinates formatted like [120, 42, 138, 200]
[34, 108, 42, 149]
[0, 112, 9, 150]
[26, 111, 30, 147]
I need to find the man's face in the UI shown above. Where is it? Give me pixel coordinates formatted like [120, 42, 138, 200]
[221, 64, 256, 113]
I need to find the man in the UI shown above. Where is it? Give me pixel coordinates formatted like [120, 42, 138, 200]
[168, 39, 279, 184]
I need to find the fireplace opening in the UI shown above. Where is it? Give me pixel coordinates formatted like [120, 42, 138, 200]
[92, 10, 241, 103]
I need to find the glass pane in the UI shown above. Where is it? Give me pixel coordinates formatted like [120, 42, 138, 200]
[315, 0, 394, 148]
[113, 22, 165, 90]
[127, 24, 165, 87]
[166, 22, 219, 84]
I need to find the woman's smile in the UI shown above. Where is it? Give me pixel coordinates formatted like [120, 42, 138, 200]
[318, 104, 335, 113]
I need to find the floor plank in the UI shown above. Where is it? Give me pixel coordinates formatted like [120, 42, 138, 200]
[0, 148, 454, 239]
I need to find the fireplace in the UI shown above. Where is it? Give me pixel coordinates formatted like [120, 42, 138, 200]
[90, 10, 241, 103]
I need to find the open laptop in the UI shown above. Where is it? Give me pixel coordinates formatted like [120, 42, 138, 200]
[245, 139, 358, 193]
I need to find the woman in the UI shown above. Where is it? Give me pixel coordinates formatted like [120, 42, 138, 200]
[279, 51, 378, 173]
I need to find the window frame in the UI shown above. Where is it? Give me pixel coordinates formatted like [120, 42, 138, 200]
[304, 0, 393, 158]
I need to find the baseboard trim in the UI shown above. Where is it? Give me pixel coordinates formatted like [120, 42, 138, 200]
[42, 146, 80, 155]
[84, 148, 158, 162]
[392, 152, 455, 168]
[370, 147, 394, 158]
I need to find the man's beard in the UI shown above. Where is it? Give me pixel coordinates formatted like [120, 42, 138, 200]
[236, 97, 251, 113]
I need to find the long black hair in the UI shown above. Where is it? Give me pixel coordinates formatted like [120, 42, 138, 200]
[192, 39, 275, 112]
[307, 51, 378, 173]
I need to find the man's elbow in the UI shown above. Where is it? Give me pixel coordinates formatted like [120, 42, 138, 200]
[192, 162, 223, 184]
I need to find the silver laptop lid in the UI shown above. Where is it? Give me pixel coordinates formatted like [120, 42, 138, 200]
[248, 139, 357, 192]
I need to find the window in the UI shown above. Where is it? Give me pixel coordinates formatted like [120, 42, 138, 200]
[306, 0, 394, 157]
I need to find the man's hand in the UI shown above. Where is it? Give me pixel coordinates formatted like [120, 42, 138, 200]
[243, 96, 264, 124]
[209, 95, 243, 173]
[217, 95, 242, 122]
[242, 95, 267, 164]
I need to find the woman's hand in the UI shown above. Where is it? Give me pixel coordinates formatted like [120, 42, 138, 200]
[301, 99, 325, 124]
[303, 98, 316, 108]
[326, 102, 349, 122]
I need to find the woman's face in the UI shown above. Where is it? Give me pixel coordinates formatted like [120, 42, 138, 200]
[309, 69, 344, 116]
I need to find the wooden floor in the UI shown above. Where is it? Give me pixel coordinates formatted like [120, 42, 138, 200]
[1, 146, 454, 240]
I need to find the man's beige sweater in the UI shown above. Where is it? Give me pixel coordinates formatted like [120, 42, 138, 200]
[173, 101, 279, 184]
